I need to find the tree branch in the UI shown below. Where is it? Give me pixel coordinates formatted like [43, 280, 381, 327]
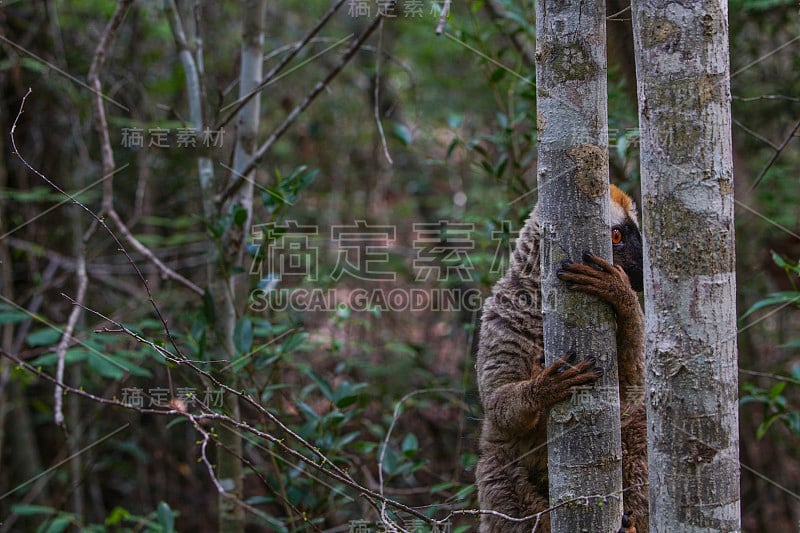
[218, 6, 391, 204]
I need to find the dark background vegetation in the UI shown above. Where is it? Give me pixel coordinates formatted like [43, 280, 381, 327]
[0, 0, 798, 531]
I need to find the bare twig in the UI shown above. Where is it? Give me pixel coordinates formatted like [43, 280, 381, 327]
[733, 94, 800, 103]
[0, 348, 433, 524]
[216, 0, 348, 129]
[374, 19, 393, 165]
[731, 34, 800, 78]
[750, 118, 800, 190]
[87, 0, 132, 204]
[482, 0, 535, 68]
[733, 118, 779, 150]
[53, 250, 87, 427]
[220, 5, 391, 203]
[0, 34, 129, 112]
[105, 209, 203, 294]
[740, 368, 800, 385]
[377, 388, 459, 523]
[0, 422, 130, 503]
[435, 0, 452, 35]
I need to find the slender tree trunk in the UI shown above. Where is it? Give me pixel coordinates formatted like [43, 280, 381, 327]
[167, 1, 265, 531]
[215, 2, 266, 532]
[535, 1, 624, 531]
[631, 2, 742, 531]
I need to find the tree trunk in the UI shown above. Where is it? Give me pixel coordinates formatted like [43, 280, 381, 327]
[214, 2, 266, 532]
[631, 1, 742, 531]
[535, 1, 624, 531]
[167, 1, 265, 531]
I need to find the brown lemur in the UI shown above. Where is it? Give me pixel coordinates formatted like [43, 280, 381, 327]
[476, 185, 648, 533]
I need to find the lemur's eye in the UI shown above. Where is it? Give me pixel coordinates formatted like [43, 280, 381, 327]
[612, 228, 623, 245]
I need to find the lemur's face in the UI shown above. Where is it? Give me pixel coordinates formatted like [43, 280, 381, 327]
[611, 221, 643, 293]
[609, 185, 644, 293]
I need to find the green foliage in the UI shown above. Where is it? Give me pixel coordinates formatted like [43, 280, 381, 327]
[741, 253, 800, 439]
[741, 376, 800, 439]
[11, 501, 177, 533]
[28, 329, 153, 380]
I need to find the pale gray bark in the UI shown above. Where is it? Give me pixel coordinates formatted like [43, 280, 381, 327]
[215, 2, 266, 532]
[535, 1, 624, 531]
[631, 1, 742, 531]
[167, 1, 266, 531]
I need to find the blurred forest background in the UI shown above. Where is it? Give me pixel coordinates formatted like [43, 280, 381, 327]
[0, 0, 798, 531]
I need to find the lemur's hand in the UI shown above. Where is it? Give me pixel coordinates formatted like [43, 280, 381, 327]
[530, 349, 603, 407]
[557, 251, 640, 319]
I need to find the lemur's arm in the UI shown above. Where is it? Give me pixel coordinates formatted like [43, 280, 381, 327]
[557, 252, 645, 404]
[479, 348, 603, 437]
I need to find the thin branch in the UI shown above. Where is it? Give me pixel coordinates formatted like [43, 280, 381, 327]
[0, 348, 432, 524]
[740, 368, 800, 385]
[377, 388, 459, 523]
[373, 19, 393, 165]
[216, 0, 349, 129]
[482, 0, 535, 68]
[53, 250, 87, 427]
[0, 34, 129, 112]
[11, 107, 191, 370]
[750, 118, 800, 190]
[87, 0, 132, 207]
[219, 7, 391, 203]
[731, 34, 800, 78]
[733, 94, 800, 103]
[435, 0, 452, 35]
[733, 118, 779, 150]
[0, 421, 131, 503]
[165, 0, 203, 131]
[106, 209, 203, 294]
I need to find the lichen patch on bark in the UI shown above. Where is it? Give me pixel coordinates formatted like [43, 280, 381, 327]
[567, 144, 608, 198]
[642, 16, 680, 48]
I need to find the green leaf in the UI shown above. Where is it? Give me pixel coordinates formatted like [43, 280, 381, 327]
[42, 517, 71, 533]
[787, 411, 800, 435]
[756, 414, 782, 439]
[296, 401, 320, 422]
[447, 113, 463, 129]
[87, 353, 126, 380]
[741, 291, 800, 319]
[105, 506, 131, 526]
[234, 317, 253, 354]
[454, 484, 476, 500]
[739, 395, 769, 406]
[489, 67, 506, 84]
[0, 308, 28, 324]
[232, 204, 248, 227]
[770, 251, 790, 269]
[332, 381, 367, 408]
[26, 328, 62, 347]
[30, 349, 88, 367]
[768, 381, 787, 399]
[11, 504, 57, 516]
[381, 446, 399, 475]
[792, 364, 800, 382]
[401, 433, 419, 457]
[305, 369, 334, 402]
[779, 338, 800, 349]
[391, 122, 412, 146]
[431, 481, 456, 493]
[156, 501, 174, 533]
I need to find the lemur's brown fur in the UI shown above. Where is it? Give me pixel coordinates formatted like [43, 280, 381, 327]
[476, 186, 648, 532]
